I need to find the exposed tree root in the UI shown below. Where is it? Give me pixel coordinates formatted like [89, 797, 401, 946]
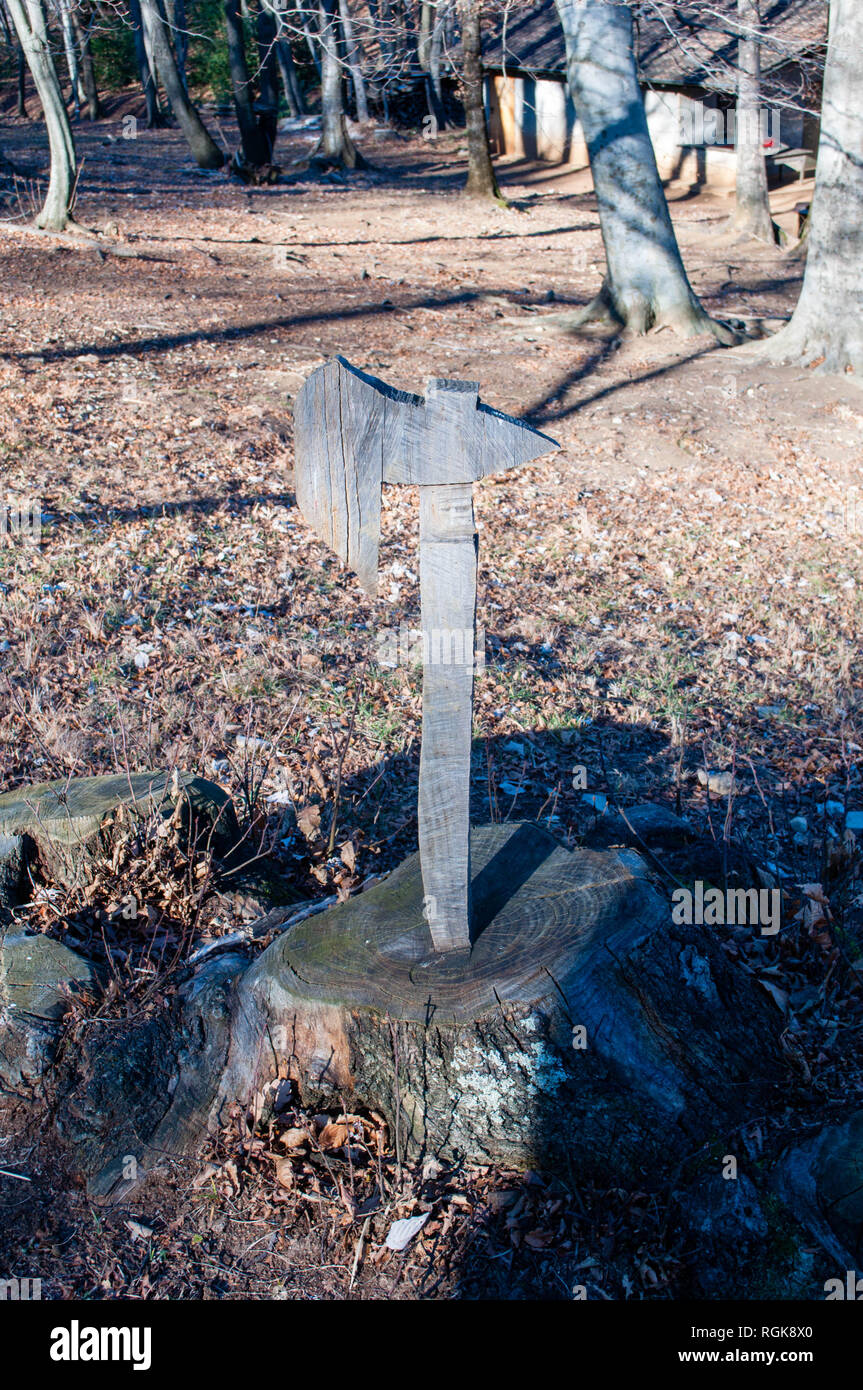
[1, 221, 176, 261]
[728, 214, 783, 248]
[758, 322, 862, 375]
[306, 140, 370, 175]
[502, 282, 740, 345]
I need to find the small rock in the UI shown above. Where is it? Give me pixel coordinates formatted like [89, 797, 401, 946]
[588, 802, 694, 849]
[789, 816, 808, 834]
[619, 802, 693, 844]
[582, 792, 608, 813]
[124, 1220, 153, 1241]
[680, 1172, 768, 1245]
[756, 864, 777, 890]
[774, 1110, 863, 1266]
[846, 812, 863, 833]
[697, 769, 734, 796]
[235, 736, 272, 754]
[824, 800, 845, 818]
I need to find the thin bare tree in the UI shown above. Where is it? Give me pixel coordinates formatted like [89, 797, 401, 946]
[555, 0, 736, 339]
[733, 0, 775, 240]
[7, 0, 77, 229]
[459, 0, 502, 200]
[762, 0, 862, 373]
[316, 0, 364, 167]
[139, 0, 224, 167]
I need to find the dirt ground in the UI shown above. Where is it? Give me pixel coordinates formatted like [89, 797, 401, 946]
[0, 101, 861, 1300]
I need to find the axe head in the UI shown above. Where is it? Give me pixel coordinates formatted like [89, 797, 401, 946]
[293, 356, 558, 597]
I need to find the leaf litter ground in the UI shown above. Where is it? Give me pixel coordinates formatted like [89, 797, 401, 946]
[0, 107, 861, 1299]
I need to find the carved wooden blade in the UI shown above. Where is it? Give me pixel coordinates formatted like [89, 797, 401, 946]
[293, 357, 418, 597]
[471, 398, 560, 480]
[417, 483, 477, 953]
[387, 378, 559, 485]
[294, 360, 559, 596]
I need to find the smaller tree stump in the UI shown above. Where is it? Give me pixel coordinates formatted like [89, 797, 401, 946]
[0, 771, 239, 889]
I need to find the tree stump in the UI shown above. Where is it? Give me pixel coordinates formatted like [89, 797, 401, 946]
[54, 821, 787, 1199]
[220, 821, 784, 1175]
[0, 771, 239, 890]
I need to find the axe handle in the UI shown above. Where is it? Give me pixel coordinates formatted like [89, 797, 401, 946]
[417, 484, 477, 953]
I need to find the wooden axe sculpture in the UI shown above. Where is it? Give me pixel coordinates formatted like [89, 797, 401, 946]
[294, 357, 558, 954]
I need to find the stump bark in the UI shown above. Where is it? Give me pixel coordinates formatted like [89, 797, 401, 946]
[222, 820, 784, 1170]
[61, 822, 786, 1200]
[0, 931, 101, 1086]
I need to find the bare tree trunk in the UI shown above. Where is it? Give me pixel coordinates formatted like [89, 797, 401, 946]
[458, 0, 501, 200]
[337, 0, 368, 123]
[17, 43, 28, 116]
[369, 0, 394, 69]
[733, 0, 774, 241]
[762, 0, 863, 373]
[56, 0, 84, 116]
[139, 0, 224, 167]
[71, 2, 101, 120]
[7, 0, 77, 229]
[224, 0, 269, 165]
[165, 0, 187, 89]
[127, 0, 163, 127]
[555, 0, 735, 341]
[418, 0, 432, 69]
[427, 0, 447, 131]
[255, 1, 280, 157]
[276, 33, 306, 116]
[316, 0, 363, 168]
[298, 0, 321, 75]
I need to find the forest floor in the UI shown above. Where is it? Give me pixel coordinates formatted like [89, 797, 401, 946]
[0, 100, 861, 1300]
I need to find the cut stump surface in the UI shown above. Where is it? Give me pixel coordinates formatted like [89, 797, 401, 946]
[241, 820, 660, 1021]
